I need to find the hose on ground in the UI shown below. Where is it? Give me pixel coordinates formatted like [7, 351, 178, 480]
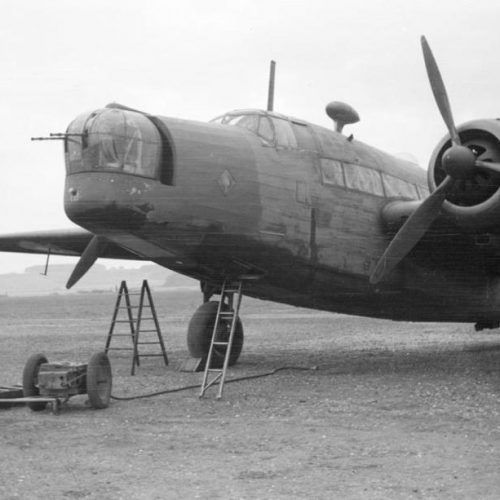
[110, 365, 317, 401]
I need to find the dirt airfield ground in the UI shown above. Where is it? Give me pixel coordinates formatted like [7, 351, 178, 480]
[1, 288, 500, 499]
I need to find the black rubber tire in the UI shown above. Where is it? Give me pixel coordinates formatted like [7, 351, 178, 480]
[22, 353, 48, 412]
[86, 352, 112, 409]
[187, 301, 244, 367]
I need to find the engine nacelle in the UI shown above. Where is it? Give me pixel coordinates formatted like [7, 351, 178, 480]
[428, 119, 500, 230]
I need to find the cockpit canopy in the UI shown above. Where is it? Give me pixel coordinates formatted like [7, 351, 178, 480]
[211, 110, 316, 151]
[65, 108, 162, 179]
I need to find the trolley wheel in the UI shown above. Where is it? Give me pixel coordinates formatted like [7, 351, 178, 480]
[22, 353, 48, 412]
[86, 352, 112, 409]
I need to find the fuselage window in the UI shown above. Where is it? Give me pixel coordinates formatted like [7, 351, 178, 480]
[292, 122, 316, 151]
[320, 158, 345, 186]
[344, 164, 384, 196]
[382, 173, 419, 200]
[271, 118, 298, 149]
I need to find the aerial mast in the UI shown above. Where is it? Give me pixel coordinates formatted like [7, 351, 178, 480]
[267, 60, 276, 112]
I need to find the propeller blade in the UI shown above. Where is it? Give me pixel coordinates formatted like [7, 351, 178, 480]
[475, 160, 500, 175]
[370, 176, 454, 284]
[421, 36, 461, 146]
[66, 235, 107, 289]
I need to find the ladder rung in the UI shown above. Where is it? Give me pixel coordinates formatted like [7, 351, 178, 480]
[107, 347, 135, 351]
[219, 311, 234, 317]
[113, 320, 135, 324]
[137, 341, 161, 345]
[223, 289, 240, 295]
[207, 368, 223, 373]
[212, 341, 229, 346]
[137, 329, 159, 333]
[108, 333, 134, 337]
[138, 317, 155, 321]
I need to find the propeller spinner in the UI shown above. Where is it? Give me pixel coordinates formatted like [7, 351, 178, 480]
[370, 36, 500, 285]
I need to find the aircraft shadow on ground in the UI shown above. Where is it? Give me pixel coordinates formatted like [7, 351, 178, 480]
[237, 342, 500, 377]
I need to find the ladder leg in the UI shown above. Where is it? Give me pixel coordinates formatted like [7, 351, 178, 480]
[216, 284, 243, 399]
[105, 281, 138, 372]
[107, 280, 169, 376]
[123, 283, 137, 361]
[131, 280, 169, 374]
[200, 280, 243, 399]
[105, 281, 127, 352]
[131, 282, 145, 376]
[199, 297, 226, 397]
[144, 281, 169, 365]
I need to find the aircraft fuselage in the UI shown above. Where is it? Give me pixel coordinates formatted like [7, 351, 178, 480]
[63, 106, 500, 323]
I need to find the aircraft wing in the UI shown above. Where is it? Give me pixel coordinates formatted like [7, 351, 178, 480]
[0, 228, 141, 260]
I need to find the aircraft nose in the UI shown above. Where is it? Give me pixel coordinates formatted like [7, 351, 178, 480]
[64, 173, 151, 232]
[63, 105, 168, 232]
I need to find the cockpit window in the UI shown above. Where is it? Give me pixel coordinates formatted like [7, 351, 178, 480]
[210, 115, 224, 124]
[292, 122, 316, 150]
[258, 116, 274, 143]
[214, 113, 274, 145]
[66, 109, 162, 179]
[211, 112, 312, 150]
[225, 114, 259, 133]
[271, 117, 297, 149]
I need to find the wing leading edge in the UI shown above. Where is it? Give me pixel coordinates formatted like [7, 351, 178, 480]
[0, 228, 141, 260]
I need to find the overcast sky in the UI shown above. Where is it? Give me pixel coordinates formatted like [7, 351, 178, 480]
[0, 0, 499, 274]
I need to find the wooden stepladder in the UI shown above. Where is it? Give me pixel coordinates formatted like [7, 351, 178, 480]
[200, 280, 243, 399]
[105, 280, 168, 375]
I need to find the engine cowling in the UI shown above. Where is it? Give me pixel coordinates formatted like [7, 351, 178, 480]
[428, 118, 500, 230]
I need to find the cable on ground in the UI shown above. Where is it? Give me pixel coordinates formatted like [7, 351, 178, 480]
[110, 365, 318, 401]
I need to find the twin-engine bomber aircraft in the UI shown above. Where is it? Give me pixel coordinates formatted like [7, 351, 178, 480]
[2, 37, 500, 366]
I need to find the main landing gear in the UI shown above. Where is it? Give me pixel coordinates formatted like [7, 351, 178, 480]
[186, 281, 244, 367]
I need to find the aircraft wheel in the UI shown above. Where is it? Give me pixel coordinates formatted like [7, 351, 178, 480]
[86, 352, 112, 409]
[187, 301, 244, 367]
[22, 353, 48, 412]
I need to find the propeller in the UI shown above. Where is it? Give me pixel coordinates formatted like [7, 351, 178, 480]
[370, 36, 500, 285]
[66, 235, 107, 289]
